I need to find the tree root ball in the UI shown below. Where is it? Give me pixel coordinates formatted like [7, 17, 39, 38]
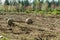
[25, 18, 33, 24]
[7, 18, 14, 26]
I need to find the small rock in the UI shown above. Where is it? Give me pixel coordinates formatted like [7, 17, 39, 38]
[7, 18, 14, 26]
[25, 18, 33, 24]
[0, 36, 3, 38]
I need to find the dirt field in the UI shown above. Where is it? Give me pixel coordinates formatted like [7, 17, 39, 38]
[0, 13, 60, 40]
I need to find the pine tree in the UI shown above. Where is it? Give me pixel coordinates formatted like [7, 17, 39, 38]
[24, 0, 29, 7]
[13, 0, 18, 6]
[9, 0, 13, 6]
[50, 0, 55, 10]
[33, 0, 41, 10]
[46, 0, 50, 7]
[4, 0, 10, 11]
[0, 0, 1, 4]
[58, 0, 60, 6]
[18, 0, 21, 3]
[4, 0, 9, 5]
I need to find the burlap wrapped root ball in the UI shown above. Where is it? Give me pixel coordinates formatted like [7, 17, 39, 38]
[25, 18, 33, 24]
[7, 18, 14, 26]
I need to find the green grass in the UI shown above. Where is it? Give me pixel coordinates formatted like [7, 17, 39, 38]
[0, 37, 9, 40]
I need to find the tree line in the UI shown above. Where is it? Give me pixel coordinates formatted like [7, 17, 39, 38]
[0, 0, 60, 12]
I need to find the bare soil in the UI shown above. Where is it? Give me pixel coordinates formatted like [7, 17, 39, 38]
[0, 13, 60, 40]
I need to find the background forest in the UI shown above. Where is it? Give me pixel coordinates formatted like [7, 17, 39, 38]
[0, 0, 60, 14]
